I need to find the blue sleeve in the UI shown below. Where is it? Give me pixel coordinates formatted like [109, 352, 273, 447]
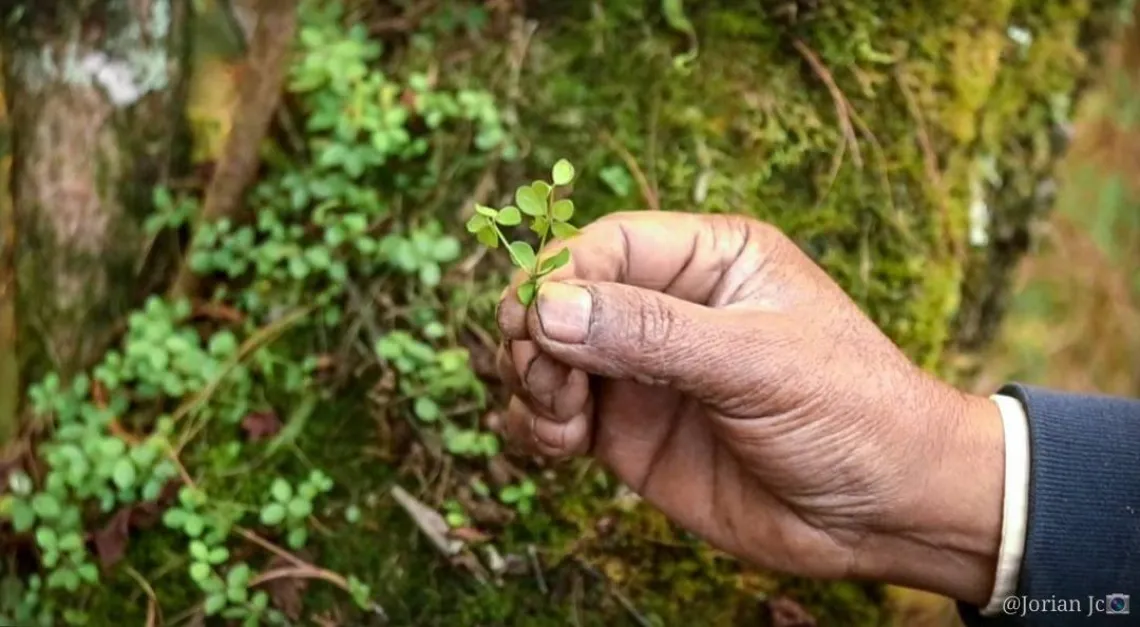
[959, 384, 1140, 626]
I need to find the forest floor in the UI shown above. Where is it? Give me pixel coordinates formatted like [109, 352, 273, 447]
[0, 1, 1134, 626]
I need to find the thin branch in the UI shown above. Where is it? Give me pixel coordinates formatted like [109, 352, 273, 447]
[171, 0, 300, 297]
[792, 38, 863, 170]
[124, 565, 162, 627]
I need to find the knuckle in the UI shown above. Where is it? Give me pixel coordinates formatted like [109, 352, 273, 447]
[627, 291, 678, 358]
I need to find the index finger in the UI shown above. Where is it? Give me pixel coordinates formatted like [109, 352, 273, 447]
[497, 211, 762, 341]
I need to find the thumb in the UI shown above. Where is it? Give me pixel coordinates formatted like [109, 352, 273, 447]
[526, 280, 740, 394]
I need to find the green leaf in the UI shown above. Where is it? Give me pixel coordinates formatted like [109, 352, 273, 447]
[465, 213, 489, 234]
[539, 248, 572, 274]
[58, 532, 83, 552]
[190, 561, 212, 583]
[413, 397, 441, 422]
[35, 527, 57, 549]
[552, 159, 576, 186]
[208, 547, 229, 565]
[419, 263, 442, 287]
[260, 503, 286, 526]
[433, 237, 461, 262]
[184, 514, 205, 537]
[474, 204, 498, 218]
[271, 479, 293, 503]
[551, 222, 580, 240]
[517, 282, 537, 307]
[475, 227, 499, 249]
[509, 241, 537, 271]
[345, 505, 362, 523]
[531, 181, 552, 199]
[10, 500, 35, 531]
[204, 592, 227, 615]
[287, 498, 313, 520]
[78, 562, 99, 584]
[31, 494, 61, 520]
[162, 507, 188, 530]
[227, 563, 251, 589]
[530, 216, 550, 238]
[496, 206, 522, 226]
[287, 527, 308, 549]
[112, 459, 137, 490]
[190, 540, 209, 562]
[515, 186, 545, 217]
[551, 199, 574, 222]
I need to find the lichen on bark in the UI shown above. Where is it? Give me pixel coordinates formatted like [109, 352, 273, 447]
[1, 0, 188, 381]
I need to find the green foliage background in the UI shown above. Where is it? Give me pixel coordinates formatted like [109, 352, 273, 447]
[0, 0, 1128, 625]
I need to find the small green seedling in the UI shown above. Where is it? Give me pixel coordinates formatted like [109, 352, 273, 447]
[498, 479, 537, 515]
[466, 159, 580, 306]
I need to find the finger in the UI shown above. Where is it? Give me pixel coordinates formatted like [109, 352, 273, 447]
[502, 395, 541, 457]
[533, 411, 593, 458]
[502, 394, 593, 459]
[496, 343, 521, 393]
[526, 279, 756, 402]
[498, 212, 770, 341]
[514, 348, 590, 422]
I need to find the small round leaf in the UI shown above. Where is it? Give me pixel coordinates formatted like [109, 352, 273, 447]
[496, 206, 522, 226]
[552, 159, 576, 186]
[551, 199, 574, 222]
[260, 503, 286, 526]
[509, 241, 537, 271]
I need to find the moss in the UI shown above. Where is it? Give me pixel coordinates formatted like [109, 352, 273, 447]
[45, 0, 1120, 624]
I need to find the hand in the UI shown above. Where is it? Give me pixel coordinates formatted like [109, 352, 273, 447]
[495, 211, 1005, 605]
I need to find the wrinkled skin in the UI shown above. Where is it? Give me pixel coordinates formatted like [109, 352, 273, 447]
[496, 212, 1003, 605]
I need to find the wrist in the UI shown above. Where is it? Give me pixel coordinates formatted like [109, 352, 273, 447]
[854, 386, 1005, 605]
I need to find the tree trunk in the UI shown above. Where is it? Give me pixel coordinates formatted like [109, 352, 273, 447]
[1, 0, 188, 386]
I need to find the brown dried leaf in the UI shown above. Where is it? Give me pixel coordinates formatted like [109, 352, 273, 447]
[769, 596, 817, 627]
[264, 555, 309, 620]
[94, 508, 133, 567]
[241, 411, 282, 441]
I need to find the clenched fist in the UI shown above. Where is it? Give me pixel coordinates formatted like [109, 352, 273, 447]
[495, 211, 1005, 606]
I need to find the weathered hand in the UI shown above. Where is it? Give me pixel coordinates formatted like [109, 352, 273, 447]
[496, 211, 1004, 605]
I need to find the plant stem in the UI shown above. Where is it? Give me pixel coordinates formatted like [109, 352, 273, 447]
[493, 226, 536, 275]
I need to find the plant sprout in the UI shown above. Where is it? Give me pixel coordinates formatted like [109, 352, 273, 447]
[466, 159, 580, 306]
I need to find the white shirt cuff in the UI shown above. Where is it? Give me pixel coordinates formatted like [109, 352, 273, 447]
[979, 393, 1031, 615]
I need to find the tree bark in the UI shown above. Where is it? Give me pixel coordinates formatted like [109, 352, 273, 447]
[2, 0, 188, 384]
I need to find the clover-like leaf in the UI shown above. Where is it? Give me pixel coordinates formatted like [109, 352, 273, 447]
[496, 206, 522, 226]
[515, 186, 545, 217]
[31, 493, 61, 520]
[509, 241, 537, 271]
[530, 216, 550, 239]
[552, 159, 575, 186]
[539, 248, 571, 274]
[474, 204, 498, 218]
[531, 181, 552, 199]
[465, 213, 489, 234]
[414, 397, 441, 422]
[551, 199, 574, 222]
[271, 479, 293, 503]
[260, 503, 286, 526]
[112, 458, 137, 490]
[552, 222, 580, 240]
[475, 227, 499, 249]
[190, 561, 212, 583]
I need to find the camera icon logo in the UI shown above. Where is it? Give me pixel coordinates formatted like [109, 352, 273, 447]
[1106, 594, 1130, 615]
